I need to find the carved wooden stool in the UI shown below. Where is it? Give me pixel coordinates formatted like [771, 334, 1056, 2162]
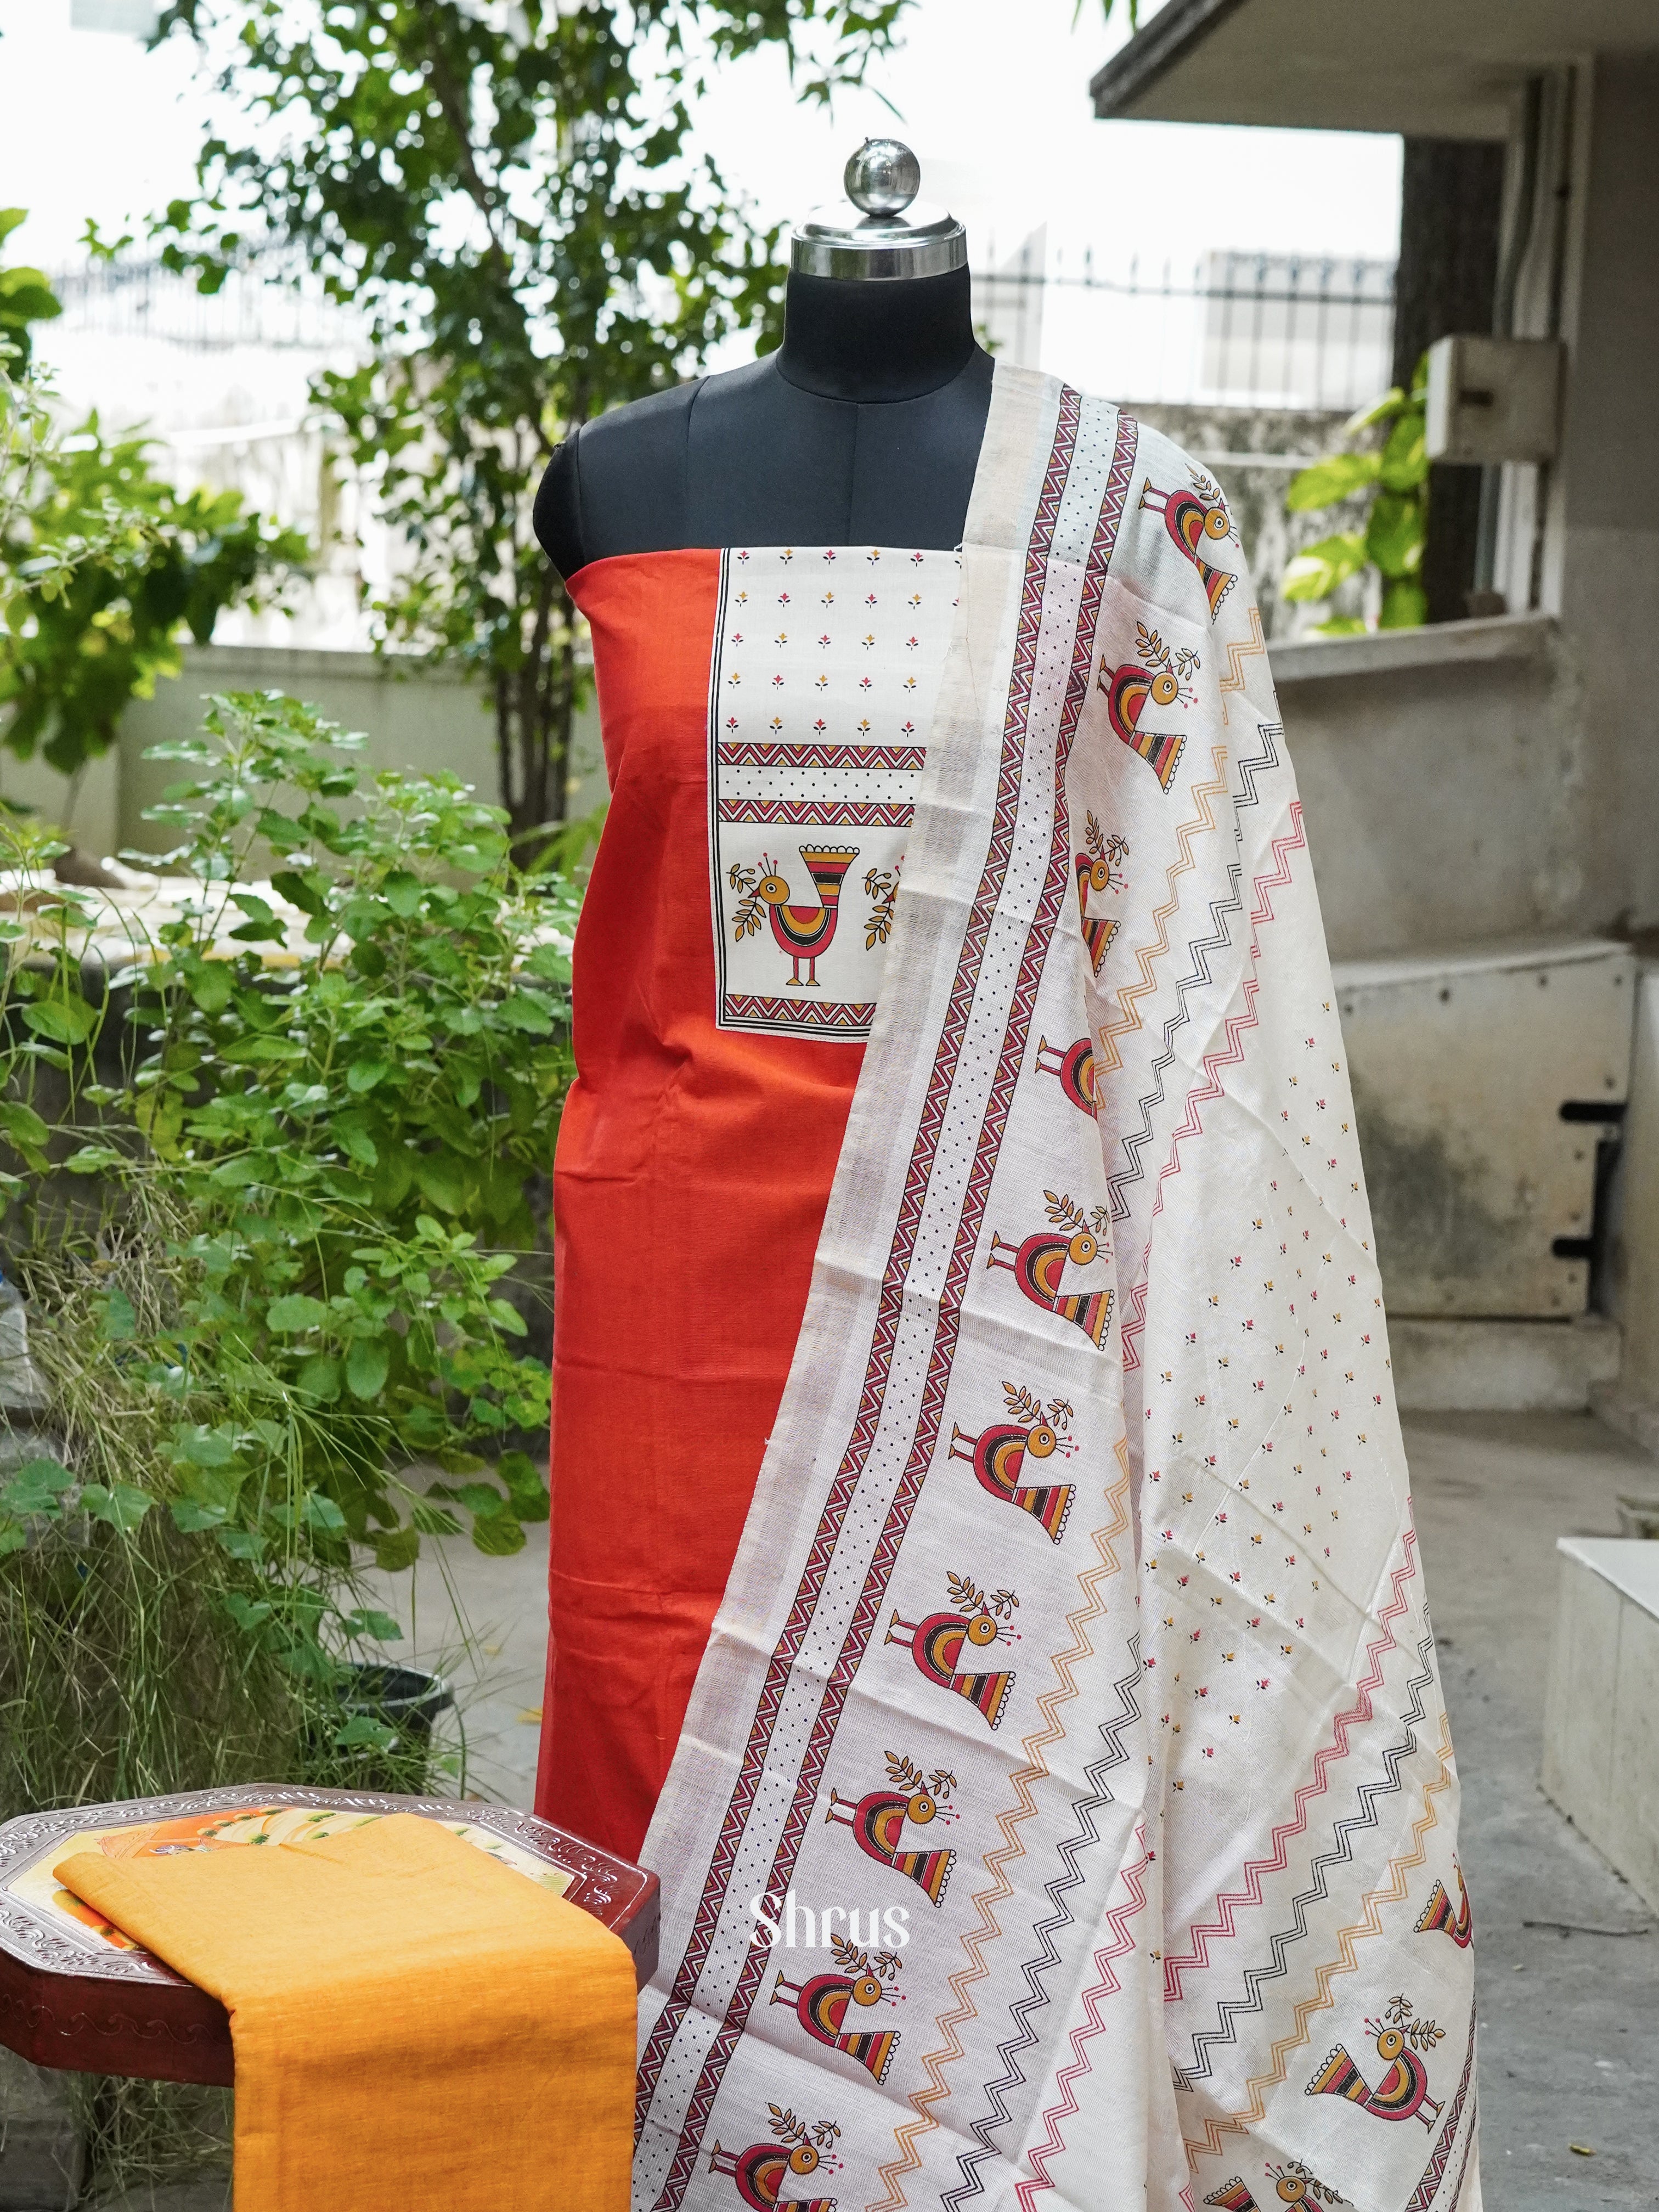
[0, 1784, 659, 2085]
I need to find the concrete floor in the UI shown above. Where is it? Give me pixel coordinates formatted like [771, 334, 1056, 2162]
[1406, 1411, 1659, 2209]
[373, 1417, 1659, 2209]
[370, 1519, 551, 1812]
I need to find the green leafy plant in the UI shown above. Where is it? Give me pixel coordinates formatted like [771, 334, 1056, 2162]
[0, 215, 308, 786]
[0, 692, 581, 2190]
[148, 0, 918, 854]
[0, 208, 60, 373]
[3, 430, 309, 777]
[1282, 356, 1430, 635]
[0, 692, 577, 1812]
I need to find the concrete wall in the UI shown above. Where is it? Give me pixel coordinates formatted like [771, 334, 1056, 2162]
[1269, 613, 1582, 961]
[0, 644, 605, 864]
[1554, 57, 1659, 949]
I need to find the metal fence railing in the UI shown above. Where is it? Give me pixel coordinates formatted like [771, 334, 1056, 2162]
[974, 244, 1397, 413]
[47, 257, 362, 355]
[47, 245, 1398, 413]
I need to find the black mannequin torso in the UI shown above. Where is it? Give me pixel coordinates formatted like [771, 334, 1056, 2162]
[534, 267, 993, 578]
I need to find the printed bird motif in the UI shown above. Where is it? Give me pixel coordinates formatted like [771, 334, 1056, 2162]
[885, 1572, 1018, 1729]
[1413, 1860, 1474, 1947]
[986, 1193, 1113, 1350]
[1140, 475, 1237, 620]
[770, 1941, 901, 2082]
[1034, 1034, 1099, 1116]
[706, 2137, 837, 2211]
[1095, 623, 1197, 791]
[948, 1380, 1077, 1541]
[825, 1751, 957, 1904]
[1205, 2162, 1347, 2212]
[1306, 2011, 1444, 2129]
[757, 845, 859, 986]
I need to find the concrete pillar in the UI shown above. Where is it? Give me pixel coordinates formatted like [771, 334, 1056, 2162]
[1554, 58, 1659, 942]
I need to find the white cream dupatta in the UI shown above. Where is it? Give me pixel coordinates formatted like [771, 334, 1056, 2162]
[635, 366, 1480, 2212]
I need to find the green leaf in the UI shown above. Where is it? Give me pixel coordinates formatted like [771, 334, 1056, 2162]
[0, 1457, 75, 1517]
[1343, 384, 1408, 436]
[1284, 451, 1380, 514]
[0, 1101, 50, 1152]
[381, 870, 424, 918]
[496, 992, 555, 1035]
[297, 1354, 342, 1402]
[172, 1498, 228, 1533]
[411, 1500, 462, 1537]
[216, 1525, 267, 1561]
[63, 1144, 126, 1175]
[80, 1482, 153, 1531]
[347, 1057, 390, 1093]
[223, 1592, 274, 1632]
[334, 1713, 397, 1750]
[524, 941, 571, 984]
[267, 1293, 329, 1331]
[176, 1425, 238, 1467]
[219, 1034, 306, 1065]
[471, 1509, 527, 1557]
[269, 868, 330, 916]
[1379, 408, 1429, 492]
[1365, 491, 1426, 580]
[373, 1526, 422, 1572]
[340, 1607, 404, 1643]
[22, 998, 95, 1045]
[412, 1153, 465, 1214]
[1379, 578, 1429, 630]
[1282, 534, 1369, 603]
[346, 1336, 391, 1400]
[176, 1461, 246, 1514]
[189, 963, 234, 1013]
[333, 1116, 379, 1168]
[100, 1284, 137, 1341]
[303, 1491, 348, 1534]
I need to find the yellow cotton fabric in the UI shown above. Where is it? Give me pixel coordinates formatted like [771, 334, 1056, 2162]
[55, 1812, 635, 2212]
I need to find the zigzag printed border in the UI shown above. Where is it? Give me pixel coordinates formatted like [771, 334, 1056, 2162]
[1015, 1832, 1155, 2207]
[1105, 724, 1281, 1226]
[1163, 1528, 1421, 2005]
[943, 1454, 1140, 2210]
[1173, 1620, 1436, 2091]
[1407, 2003, 1476, 2212]
[722, 993, 876, 1033]
[639, 393, 1137, 2210]
[1180, 1702, 1458, 2165]
[718, 740, 928, 771]
[718, 797, 915, 827]
[1119, 802, 1307, 1378]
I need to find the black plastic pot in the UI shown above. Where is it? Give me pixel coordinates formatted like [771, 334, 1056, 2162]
[331, 1662, 454, 1793]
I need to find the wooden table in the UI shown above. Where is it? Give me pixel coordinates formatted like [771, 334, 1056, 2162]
[0, 1783, 658, 2086]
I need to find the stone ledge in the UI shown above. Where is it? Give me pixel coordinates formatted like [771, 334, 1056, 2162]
[1391, 1314, 1619, 1413]
[1268, 611, 1555, 687]
[1543, 1538, 1659, 1916]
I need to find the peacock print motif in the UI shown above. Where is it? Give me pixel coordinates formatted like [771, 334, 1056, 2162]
[947, 1380, 1077, 1541]
[707, 2102, 843, 2210]
[985, 1190, 1114, 1349]
[823, 1750, 958, 1904]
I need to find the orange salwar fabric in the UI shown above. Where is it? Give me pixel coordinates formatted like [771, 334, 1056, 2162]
[55, 1813, 635, 2211]
[535, 550, 864, 1860]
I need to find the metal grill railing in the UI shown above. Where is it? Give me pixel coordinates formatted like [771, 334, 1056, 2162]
[47, 257, 362, 354]
[974, 244, 1397, 412]
[48, 245, 1398, 412]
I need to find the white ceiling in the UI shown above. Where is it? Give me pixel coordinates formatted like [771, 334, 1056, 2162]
[1091, 0, 1659, 139]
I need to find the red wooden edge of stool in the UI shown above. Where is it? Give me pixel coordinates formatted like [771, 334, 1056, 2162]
[0, 1784, 659, 2087]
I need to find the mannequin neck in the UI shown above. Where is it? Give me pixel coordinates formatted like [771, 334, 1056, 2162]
[775, 266, 981, 404]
